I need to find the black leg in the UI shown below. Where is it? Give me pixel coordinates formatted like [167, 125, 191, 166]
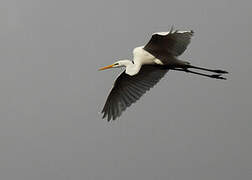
[187, 65, 228, 74]
[172, 68, 227, 80]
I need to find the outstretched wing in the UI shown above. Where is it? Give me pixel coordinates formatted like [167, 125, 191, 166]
[144, 28, 194, 61]
[101, 65, 169, 121]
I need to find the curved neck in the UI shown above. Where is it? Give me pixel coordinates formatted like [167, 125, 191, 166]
[125, 60, 142, 76]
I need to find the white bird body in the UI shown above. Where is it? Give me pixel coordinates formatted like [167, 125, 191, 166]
[122, 46, 164, 76]
[99, 28, 228, 121]
[133, 46, 164, 65]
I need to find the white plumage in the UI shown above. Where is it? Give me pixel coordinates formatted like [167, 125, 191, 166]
[99, 27, 228, 121]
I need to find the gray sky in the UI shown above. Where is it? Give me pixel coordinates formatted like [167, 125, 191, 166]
[0, 0, 251, 180]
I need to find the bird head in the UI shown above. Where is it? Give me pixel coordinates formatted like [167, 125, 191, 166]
[99, 60, 132, 71]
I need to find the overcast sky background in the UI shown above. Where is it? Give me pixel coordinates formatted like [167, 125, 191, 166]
[0, 0, 251, 180]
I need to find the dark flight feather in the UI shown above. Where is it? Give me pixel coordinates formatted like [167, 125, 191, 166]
[101, 65, 169, 121]
[143, 29, 194, 63]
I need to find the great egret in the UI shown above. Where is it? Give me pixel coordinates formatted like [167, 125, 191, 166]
[99, 27, 228, 121]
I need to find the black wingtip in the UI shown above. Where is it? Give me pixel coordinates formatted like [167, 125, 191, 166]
[101, 112, 113, 122]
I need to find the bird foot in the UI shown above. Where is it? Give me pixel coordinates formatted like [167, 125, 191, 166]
[211, 74, 227, 80]
[213, 69, 229, 74]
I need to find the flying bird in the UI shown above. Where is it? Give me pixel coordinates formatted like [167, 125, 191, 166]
[99, 27, 228, 121]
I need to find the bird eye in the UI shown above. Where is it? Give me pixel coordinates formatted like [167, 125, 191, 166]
[114, 63, 119, 66]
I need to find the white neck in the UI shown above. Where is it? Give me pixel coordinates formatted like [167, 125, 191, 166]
[123, 60, 142, 76]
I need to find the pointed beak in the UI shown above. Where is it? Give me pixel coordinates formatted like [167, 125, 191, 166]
[98, 64, 114, 71]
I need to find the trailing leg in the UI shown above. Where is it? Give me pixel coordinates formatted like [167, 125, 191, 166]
[186, 65, 228, 74]
[172, 68, 227, 80]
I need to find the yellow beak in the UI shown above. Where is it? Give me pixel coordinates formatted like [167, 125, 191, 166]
[98, 64, 114, 71]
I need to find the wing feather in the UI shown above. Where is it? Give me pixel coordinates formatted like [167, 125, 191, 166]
[143, 28, 194, 62]
[101, 65, 169, 121]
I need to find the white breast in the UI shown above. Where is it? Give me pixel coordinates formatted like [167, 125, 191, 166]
[133, 46, 163, 65]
